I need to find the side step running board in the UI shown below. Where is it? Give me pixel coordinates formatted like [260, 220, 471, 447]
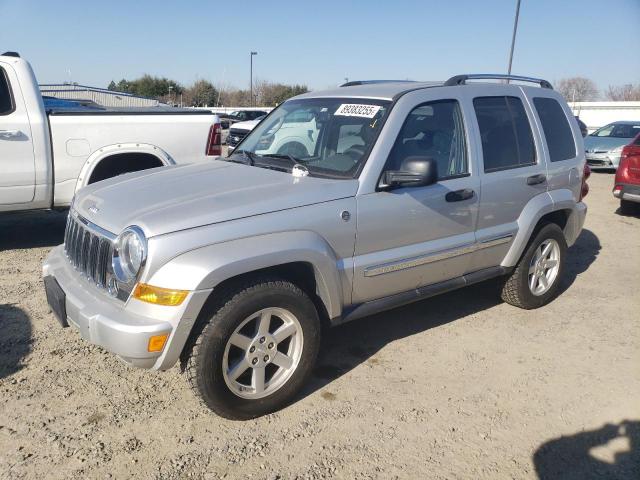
[336, 266, 509, 325]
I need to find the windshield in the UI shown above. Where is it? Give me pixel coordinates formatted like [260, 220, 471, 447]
[228, 97, 391, 178]
[590, 123, 640, 139]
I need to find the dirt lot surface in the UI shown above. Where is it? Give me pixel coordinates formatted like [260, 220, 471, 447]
[1, 172, 638, 479]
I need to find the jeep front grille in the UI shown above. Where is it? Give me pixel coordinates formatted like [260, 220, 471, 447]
[64, 211, 114, 288]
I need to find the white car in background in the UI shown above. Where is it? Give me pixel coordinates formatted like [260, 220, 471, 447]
[229, 110, 333, 158]
[226, 117, 264, 150]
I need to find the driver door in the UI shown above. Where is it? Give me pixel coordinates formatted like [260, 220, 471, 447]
[352, 95, 479, 304]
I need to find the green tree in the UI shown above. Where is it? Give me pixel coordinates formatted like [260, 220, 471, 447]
[186, 79, 218, 107]
[256, 81, 309, 106]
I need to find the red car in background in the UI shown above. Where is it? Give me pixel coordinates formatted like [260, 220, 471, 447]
[613, 132, 640, 214]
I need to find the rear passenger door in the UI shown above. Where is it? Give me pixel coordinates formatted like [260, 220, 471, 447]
[467, 88, 548, 272]
[526, 92, 582, 200]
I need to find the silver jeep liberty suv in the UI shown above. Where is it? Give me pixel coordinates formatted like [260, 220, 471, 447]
[43, 74, 589, 419]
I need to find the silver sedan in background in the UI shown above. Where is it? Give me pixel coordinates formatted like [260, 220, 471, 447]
[584, 121, 640, 170]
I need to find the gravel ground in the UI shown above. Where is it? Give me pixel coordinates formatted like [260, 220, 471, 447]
[0, 172, 638, 479]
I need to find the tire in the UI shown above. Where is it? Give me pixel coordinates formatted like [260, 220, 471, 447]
[182, 277, 321, 420]
[277, 141, 308, 158]
[620, 199, 637, 215]
[500, 223, 567, 309]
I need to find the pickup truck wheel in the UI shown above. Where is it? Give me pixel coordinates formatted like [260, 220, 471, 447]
[500, 223, 567, 309]
[183, 278, 320, 419]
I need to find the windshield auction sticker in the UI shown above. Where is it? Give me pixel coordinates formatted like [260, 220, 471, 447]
[334, 104, 381, 118]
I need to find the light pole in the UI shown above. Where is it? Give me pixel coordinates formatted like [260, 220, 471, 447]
[250, 51, 258, 107]
[507, 0, 522, 75]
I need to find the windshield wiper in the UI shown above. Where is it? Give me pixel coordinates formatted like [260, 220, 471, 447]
[261, 154, 311, 176]
[228, 149, 255, 166]
[262, 153, 305, 164]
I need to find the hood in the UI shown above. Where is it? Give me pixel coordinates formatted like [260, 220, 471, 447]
[230, 119, 260, 131]
[584, 135, 630, 153]
[74, 161, 358, 237]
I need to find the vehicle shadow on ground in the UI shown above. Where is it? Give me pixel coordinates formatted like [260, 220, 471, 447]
[0, 210, 67, 251]
[615, 205, 640, 217]
[307, 280, 502, 393]
[533, 420, 640, 480]
[558, 228, 600, 294]
[305, 228, 601, 398]
[0, 304, 33, 379]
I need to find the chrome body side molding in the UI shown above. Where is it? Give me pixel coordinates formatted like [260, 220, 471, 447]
[363, 235, 513, 278]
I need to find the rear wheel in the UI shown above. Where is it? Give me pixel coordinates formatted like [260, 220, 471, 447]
[183, 277, 321, 419]
[501, 223, 567, 309]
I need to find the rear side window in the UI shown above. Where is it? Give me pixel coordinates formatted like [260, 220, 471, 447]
[474, 96, 536, 172]
[533, 97, 576, 162]
[0, 67, 14, 115]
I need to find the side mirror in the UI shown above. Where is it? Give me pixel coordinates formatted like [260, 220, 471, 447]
[381, 156, 438, 189]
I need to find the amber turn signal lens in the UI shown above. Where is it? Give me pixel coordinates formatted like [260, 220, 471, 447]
[133, 283, 188, 306]
[148, 334, 168, 353]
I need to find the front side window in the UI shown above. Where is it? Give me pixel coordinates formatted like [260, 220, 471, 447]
[533, 97, 576, 162]
[232, 97, 390, 178]
[0, 67, 14, 115]
[385, 100, 468, 179]
[474, 96, 536, 172]
[590, 122, 640, 139]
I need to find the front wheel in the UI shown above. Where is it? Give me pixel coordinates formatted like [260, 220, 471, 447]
[182, 277, 321, 419]
[500, 223, 567, 309]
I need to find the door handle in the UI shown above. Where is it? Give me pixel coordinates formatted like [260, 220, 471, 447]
[0, 129, 22, 139]
[527, 174, 547, 185]
[445, 188, 475, 202]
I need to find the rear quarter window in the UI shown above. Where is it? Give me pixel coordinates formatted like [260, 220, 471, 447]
[533, 97, 576, 162]
[0, 66, 15, 115]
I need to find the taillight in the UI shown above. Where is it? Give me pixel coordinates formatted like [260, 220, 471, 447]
[580, 163, 590, 201]
[206, 122, 222, 156]
[620, 146, 630, 160]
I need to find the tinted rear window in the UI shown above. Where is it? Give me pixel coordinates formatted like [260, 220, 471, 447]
[0, 67, 14, 115]
[533, 97, 576, 162]
[473, 96, 536, 172]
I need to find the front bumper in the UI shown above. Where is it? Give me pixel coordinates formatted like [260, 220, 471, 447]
[586, 154, 620, 170]
[43, 245, 211, 370]
[613, 183, 640, 204]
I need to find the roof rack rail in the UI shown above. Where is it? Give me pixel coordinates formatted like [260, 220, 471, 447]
[341, 80, 416, 87]
[444, 74, 552, 89]
[1, 51, 21, 58]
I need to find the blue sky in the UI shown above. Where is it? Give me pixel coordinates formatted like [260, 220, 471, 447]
[1, 0, 638, 94]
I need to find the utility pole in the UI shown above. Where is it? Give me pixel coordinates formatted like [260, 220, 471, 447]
[250, 51, 258, 107]
[507, 0, 521, 75]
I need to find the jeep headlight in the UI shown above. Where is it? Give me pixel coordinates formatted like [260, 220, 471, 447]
[112, 226, 147, 283]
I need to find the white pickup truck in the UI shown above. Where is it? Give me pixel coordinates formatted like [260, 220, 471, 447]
[0, 52, 221, 213]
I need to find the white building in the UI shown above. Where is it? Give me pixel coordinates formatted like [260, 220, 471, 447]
[40, 84, 160, 108]
[570, 101, 640, 133]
